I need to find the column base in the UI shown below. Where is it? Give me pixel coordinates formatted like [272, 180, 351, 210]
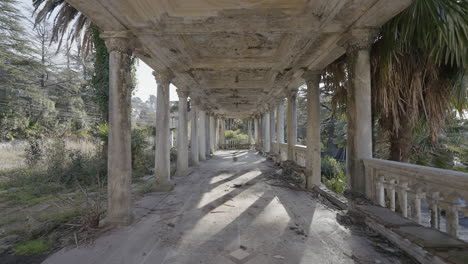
[153, 182, 174, 192]
[99, 213, 134, 228]
[175, 169, 189, 177]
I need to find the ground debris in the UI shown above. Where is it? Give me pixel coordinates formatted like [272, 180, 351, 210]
[264, 161, 305, 190]
[273, 255, 285, 259]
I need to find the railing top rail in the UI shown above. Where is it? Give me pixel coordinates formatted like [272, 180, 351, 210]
[363, 158, 468, 179]
[293, 144, 307, 150]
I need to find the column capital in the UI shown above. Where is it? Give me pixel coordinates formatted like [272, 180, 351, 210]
[302, 70, 321, 84]
[153, 69, 174, 87]
[101, 31, 133, 53]
[339, 28, 378, 53]
[176, 89, 189, 99]
[287, 88, 298, 98]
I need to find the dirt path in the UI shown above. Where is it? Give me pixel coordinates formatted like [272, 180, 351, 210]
[43, 150, 415, 264]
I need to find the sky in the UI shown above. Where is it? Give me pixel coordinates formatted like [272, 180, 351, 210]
[17, 0, 179, 103]
[134, 60, 179, 102]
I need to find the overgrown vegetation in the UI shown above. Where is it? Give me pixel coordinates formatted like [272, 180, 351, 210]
[13, 238, 51, 255]
[321, 156, 347, 194]
[225, 129, 248, 140]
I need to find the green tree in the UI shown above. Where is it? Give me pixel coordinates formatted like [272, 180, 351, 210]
[325, 0, 467, 165]
[372, 0, 467, 162]
[0, 0, 49, 140]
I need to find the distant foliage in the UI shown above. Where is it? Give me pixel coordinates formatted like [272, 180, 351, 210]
[225, 129, 247, 140]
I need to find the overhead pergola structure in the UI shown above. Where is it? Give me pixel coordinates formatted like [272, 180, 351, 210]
[65, 0, 412, 226]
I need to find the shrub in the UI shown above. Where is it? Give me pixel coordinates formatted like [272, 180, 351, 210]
[225, 130, 235, 139]
[24, 139, 43, 167]
[44, 139, 68, 183]
[321, 155, 347, 194]
[132, 126, 154, 177]
[321, 156, 345, 180]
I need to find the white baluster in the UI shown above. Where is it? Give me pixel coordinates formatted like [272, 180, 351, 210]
[412, 189, 424, 224]
[389, 179, 396, 212]
[377, 175, 385, 207]
[398, 181, 409, 218]
[429, 192, 440, 229]
[445, 197, 460, 237]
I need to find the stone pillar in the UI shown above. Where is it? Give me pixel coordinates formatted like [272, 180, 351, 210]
[154, 70, 173, 191]
[277, 99, 285, 144]
[264, 112, 270, 152]
[198, 109, 206, 161]
[304, 71, 321, 189]
[190, 102, 199, 166]
[247, 119, 252, 145]
[209, 115, 215, 153]
[219, 118, 226, 148]
[205, 113, 211, 157]
[261, 114, 265, 149]
[254, 118, 259, 145]
[270, 109, 276, 152]
[287, 90, 297, 160]
[344, 30, 374, 196]
[215, 117, 219, 150]
[258, 115, 263, 150]
[176, 90, 189, 176]
[102, 33, 133, 226]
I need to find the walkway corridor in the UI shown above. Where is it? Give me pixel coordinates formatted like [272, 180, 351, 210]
[44, 150, 413, 264]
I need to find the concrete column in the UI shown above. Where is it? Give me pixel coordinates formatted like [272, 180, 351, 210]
[277, 99, 285, 144]
[198, 110, 206, 161]
[304, 71, 321, 189]
[176, 90, 189, 176]
[215, 117, 220, 150]
[287, 90, 297, 160]
[345, 30, 374, 196]
[254, 118, 259, 144]
[264, 112, 270, 152]
[258, 115, 263, 150]
[209, 115, 215, 153]
[260, 113, 265, 151]
[154, 69, 173, 191]
[205, 113, 211, 157]
[190, 102, 199, 166]
[220, 118, 226, 148]
[270, 109, 276, 152]
[247, 119, 252, 144]
[102, 34, 132, 226]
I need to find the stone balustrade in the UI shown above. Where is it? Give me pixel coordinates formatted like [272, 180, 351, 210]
[221, 138, 251, 150]
[293, 145, 307, 167]
[276, 143, 306, 167]
[278, 143, 288, 161]
[363, 158, 468, 238]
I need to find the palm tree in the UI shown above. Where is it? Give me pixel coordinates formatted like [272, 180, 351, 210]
[32, 0, 92, 55]
[325, 0, 467, 163]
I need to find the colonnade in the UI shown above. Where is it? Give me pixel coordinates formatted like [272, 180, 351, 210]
[252, 30, 373, 198]
[102, 29, 374, 226]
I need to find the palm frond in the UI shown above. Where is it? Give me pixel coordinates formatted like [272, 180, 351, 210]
[32, 0, 93, 55]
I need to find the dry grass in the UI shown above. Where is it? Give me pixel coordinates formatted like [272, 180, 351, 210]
[0, 142, 26, 172]
[0, 139, 98, 172]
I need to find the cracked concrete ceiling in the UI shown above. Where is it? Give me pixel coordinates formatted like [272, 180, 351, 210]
[67, 0, 412, 117]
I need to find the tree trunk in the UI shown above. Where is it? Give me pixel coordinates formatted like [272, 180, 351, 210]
[389, 115, 413, 162]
